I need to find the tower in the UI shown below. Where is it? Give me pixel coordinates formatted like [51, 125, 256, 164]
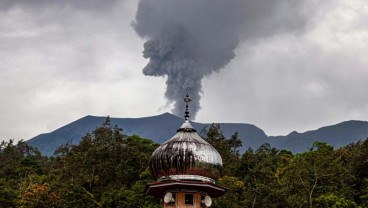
[145, 94, 227, 207]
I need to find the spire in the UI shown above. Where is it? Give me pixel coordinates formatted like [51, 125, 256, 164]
[184, 93, 191, 121]
[177, 93, 196, 133]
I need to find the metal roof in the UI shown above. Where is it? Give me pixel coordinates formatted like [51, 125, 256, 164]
[149, 120, 223, 182]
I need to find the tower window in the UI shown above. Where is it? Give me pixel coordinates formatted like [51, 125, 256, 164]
[185, 194, 193, 205]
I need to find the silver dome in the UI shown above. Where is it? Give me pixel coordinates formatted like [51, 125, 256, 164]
[149, 121, 223, 182]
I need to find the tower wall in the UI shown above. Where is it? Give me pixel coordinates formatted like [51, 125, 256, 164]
[164, 192, 204, 208]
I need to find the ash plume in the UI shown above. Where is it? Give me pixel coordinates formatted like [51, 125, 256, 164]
[133, 0, 307, 119]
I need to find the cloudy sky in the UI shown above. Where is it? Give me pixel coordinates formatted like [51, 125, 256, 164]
[1, 0, 367, 142]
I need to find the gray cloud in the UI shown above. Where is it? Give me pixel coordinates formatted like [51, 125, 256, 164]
[132, 0, 308, 119]
[0, 0, 168, 141]
[198, 1, 368, 135]
[0, 0, 367, 142]
[0, 0, 118, 11]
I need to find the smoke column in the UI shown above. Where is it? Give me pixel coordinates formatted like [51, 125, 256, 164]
[133, 0, 307, 119]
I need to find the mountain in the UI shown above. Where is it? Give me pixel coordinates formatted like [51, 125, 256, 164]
[269, 120, 368, 152]
[27, 113, 268, 156]
[26, 113, 368, 156]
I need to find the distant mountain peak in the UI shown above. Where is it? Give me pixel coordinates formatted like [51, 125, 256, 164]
[287, 131, 300, 136]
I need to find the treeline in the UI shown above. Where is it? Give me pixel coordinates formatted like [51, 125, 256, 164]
[0, 118, 367, 207]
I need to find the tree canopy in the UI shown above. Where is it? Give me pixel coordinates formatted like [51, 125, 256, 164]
[0, 118, 367, 207]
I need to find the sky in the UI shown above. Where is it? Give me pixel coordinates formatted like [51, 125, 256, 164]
[0, 0, 367, 142]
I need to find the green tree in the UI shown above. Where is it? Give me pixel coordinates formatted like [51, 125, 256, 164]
[101, 169, 160, 208]
[214, 175, 246, 208]
[0, 140, 46, 180]
[61, 185, 100, 208]
[280, 142, 353, 208]
[51, 117, 159, 205]
[201, 123, 242, 175]
[315, 193, 358, 208]
[236, 144, 287, 208]
[340, 139, 368, 205]
[0, 179, 17, 207]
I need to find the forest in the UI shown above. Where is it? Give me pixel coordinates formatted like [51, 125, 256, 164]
[0, 117, 367, 208]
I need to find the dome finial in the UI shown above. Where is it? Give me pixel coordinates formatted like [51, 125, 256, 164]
[184, 93, 191, 121]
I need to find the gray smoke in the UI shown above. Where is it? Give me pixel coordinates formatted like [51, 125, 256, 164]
[133, 0, 308, 119]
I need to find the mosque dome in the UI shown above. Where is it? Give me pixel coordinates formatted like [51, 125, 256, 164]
[149, 94, 223, 183]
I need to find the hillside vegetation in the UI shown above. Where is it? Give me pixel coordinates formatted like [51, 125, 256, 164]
[1, 117, 367, 207]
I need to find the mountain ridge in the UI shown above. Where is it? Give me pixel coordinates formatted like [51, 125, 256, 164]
[27, 113, 368, 156]
[269, 120, 368, 152]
